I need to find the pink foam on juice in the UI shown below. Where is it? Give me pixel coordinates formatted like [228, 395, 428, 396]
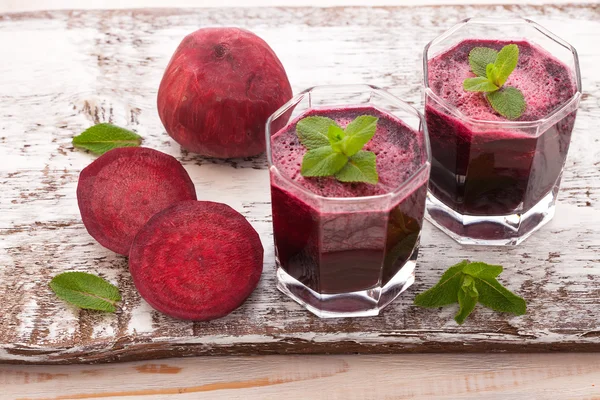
[271, 105, 423, 198]
[427, 39, 576, 124]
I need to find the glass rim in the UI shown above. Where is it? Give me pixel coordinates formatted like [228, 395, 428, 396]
[266, 84, 431, 203]
[422, 17, 583, 130]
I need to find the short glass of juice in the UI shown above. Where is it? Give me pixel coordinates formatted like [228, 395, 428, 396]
[423, 18, 582, 245]
[267, 84, 431, 318]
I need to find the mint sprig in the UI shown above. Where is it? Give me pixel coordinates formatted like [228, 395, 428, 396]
[73, 123, 143, 155]
[296, 115, 379, 184]
[468, 47, 498, 77]
[301, 146, 348, 177]
[487, 87, 526, 120]
[296, 117, 334, 150]
[336, 150, 378, 184]
[414, 260, 526, 324]
[50, 272, 121, 313]
[463, 44, 526, 120]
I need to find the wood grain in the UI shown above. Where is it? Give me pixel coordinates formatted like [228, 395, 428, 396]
[2, 0, 597, 14]
[3, 354, 600, 399]
[0, 4, 599, 364]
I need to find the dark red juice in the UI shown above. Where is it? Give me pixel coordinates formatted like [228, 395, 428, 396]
[270, 106, 428, 295]
[426, 39, 577, 216]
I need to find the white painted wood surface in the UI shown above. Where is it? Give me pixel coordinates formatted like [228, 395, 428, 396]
[0, 2, 599, 365]
[1, 2, 600, 399]
[2, 0, 595, 14]
[3, 354, 600, 399]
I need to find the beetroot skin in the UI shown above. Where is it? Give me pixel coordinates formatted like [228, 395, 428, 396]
[157, 27, 293, 158]
[77, 147, 197, 255]
[129, 201, 264, 321]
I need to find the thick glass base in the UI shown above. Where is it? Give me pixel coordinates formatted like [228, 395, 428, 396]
[426, 185, 559, 246]
[276, 246, 418, 318]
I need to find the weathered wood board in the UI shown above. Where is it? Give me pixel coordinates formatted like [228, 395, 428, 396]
[0, 4, 599, 364]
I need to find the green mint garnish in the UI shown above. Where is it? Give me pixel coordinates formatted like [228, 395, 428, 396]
[296, 115, 379, 184]
[341, 115, 378, 156]
[50, 272, 122, 313]
[327, 125, 346, 153]
[296, 117, 336, 150]
[414, 260, 526, 325]
[301, 146, 348, 177]
[463, 76, 498, 92]
[335, 150, 378, 184]
[463, 44, 526, 120]
[468, 47, 498, 77]
[487, 87, 526, 121]
[493, 44, 519, 87]
[73, 123, 143, 155]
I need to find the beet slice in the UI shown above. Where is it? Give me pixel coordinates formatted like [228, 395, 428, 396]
[77, 147, 197, 255]
[129, 200, 264, 321]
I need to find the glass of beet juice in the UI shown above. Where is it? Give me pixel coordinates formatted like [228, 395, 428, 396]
[266, 85, 430, 318]
[424, 18, 582, 245]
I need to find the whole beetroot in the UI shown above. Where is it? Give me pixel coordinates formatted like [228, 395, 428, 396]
[157, 27, 293, 158]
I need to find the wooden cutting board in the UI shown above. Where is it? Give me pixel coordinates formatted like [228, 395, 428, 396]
[1, 4, 599, 364]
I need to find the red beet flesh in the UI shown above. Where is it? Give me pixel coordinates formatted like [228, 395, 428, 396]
[77, 147, 197, 255]
[129, 200, 264, 321]
[157, 27, 293, 158]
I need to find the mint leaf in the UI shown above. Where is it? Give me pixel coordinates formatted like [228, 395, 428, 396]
[328, 125, 346, 153]
[469, 47, 498, 77]
[301, 146, 348, 177]
[494, 44, 519, 86]
[473, 276, 526, 315]
[455, 275, 478, 324]
[327, 124, 345, 144]
[464, 44, 527, 121]
[334, 150, 378, 184]
[414, 260, 527, 324]
[487, 87, 526, 120]
[414, 260, 468, 307]
[296, 116, 337, 150]
[341, 115, 378, 157]
[463, 77, 498, 92]
[463, 262, 503, 279]
[297, 114, 380, 184]
[486, 63, 500, 86]
[49, 272, 121, 312]
[73, 123, 142, 155]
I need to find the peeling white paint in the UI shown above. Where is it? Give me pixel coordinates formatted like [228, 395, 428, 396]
[127, 302, 156, 336]
[16, 298, 38, 341]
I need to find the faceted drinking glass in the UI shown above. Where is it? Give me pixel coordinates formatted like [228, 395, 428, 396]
[266, 84, 431, 318]
[423, 18, 582, 245]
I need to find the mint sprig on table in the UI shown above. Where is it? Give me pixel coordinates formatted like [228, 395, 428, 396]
[463, 44, 526, 120]
[296, 115, 379, 184]
[414, 260, 526, 324]
[73, 123, 143, 155]
[50, 272, 121, 313]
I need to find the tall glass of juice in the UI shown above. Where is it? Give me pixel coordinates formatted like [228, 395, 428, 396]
[424, 18, 582, 245]
[267, 85, 431, 318]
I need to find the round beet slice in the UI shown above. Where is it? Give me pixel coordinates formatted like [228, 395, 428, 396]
[77, 147, 197, 255]
[129, 200, 264, 321]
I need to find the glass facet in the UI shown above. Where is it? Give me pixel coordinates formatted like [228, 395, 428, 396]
[267, 85, 431, 318]
[423, 18, 582, 245]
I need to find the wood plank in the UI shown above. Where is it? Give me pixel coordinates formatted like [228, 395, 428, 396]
[2, 0, 596, 14]
[2, 354, 600, 399]
[0, 4, 599, 364]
